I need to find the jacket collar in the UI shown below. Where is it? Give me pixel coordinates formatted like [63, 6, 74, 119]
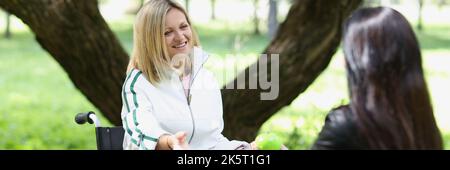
[167, 46, 209, 82]
[191, 46, 209, 77]
[162, 47, 209, 100]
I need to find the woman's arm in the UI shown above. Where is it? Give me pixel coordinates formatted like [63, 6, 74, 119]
[122, 70, 171, 150]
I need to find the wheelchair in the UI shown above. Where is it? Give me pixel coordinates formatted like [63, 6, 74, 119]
[75, 111, 124, 150]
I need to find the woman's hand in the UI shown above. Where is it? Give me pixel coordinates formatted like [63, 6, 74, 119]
[157, 131, 189, 150]
[250, 141, 259, 150]
[167, 131, 189, 150]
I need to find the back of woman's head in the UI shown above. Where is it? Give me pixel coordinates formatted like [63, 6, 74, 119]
[128, 0, 200, 84]
[342, 7, 442, 149]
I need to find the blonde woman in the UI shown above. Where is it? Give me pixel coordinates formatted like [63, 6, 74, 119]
[121, 0, 253, 150]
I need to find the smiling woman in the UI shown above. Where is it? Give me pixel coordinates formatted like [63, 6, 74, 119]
[122, 0, 258, 150]
[164, 8, 193, 58]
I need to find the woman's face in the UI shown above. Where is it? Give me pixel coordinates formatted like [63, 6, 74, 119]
[164, 8, 193, 58]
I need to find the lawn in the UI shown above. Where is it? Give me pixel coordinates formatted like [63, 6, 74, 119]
[1, 11, 449, 149]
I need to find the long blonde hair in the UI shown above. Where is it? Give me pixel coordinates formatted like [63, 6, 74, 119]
[127, 0, 200, 84]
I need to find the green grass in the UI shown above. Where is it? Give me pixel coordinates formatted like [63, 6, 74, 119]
[0, 32, 104, 149]
[1, 14, 450, 150]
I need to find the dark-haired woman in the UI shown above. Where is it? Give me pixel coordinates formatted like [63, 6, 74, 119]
[312, 7, 443, 150]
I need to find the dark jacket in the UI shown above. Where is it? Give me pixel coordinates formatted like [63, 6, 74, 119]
[311, 106, 369, 150]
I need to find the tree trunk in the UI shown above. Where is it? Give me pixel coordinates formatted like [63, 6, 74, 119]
[0, 0, 129, 125]
[4, 12, 11, 39]
[267, 0, 278, 40]
[211, 0, 216, 20]
[253, 0, 260, 35]
[418, 0, 424, 31]
[221, 0, 362, 141]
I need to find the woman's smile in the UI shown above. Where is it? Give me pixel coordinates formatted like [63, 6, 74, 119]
[172, 41, 188, 49]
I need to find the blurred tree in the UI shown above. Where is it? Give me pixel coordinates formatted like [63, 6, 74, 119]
[4, 11, 11, 39]
[253, 0, 260, 35]
[268, 0, 278, 40]
[222, 0, 362, 140]
[0, 0, 128, 125]
[211, 0, 216, 20]
[418, 0, 424, 31]
[436, 0, 450, 9]
[0, 0, 362, 140]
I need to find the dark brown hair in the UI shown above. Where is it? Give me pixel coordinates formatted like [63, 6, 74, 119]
[343, 7, 443, 149]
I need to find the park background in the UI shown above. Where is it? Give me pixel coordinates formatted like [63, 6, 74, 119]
[0, 0, 449, 149]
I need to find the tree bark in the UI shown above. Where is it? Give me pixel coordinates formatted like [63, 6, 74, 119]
[221, 0, 362, 141]
[0, 0, 129, 125]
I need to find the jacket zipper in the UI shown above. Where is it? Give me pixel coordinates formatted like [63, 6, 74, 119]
[178, 77, 195, 144]
[178, 56, 208, 145]
[186, 93, 195, 144]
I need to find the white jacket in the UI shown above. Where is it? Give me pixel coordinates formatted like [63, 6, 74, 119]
[121, 47, 250, 150]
